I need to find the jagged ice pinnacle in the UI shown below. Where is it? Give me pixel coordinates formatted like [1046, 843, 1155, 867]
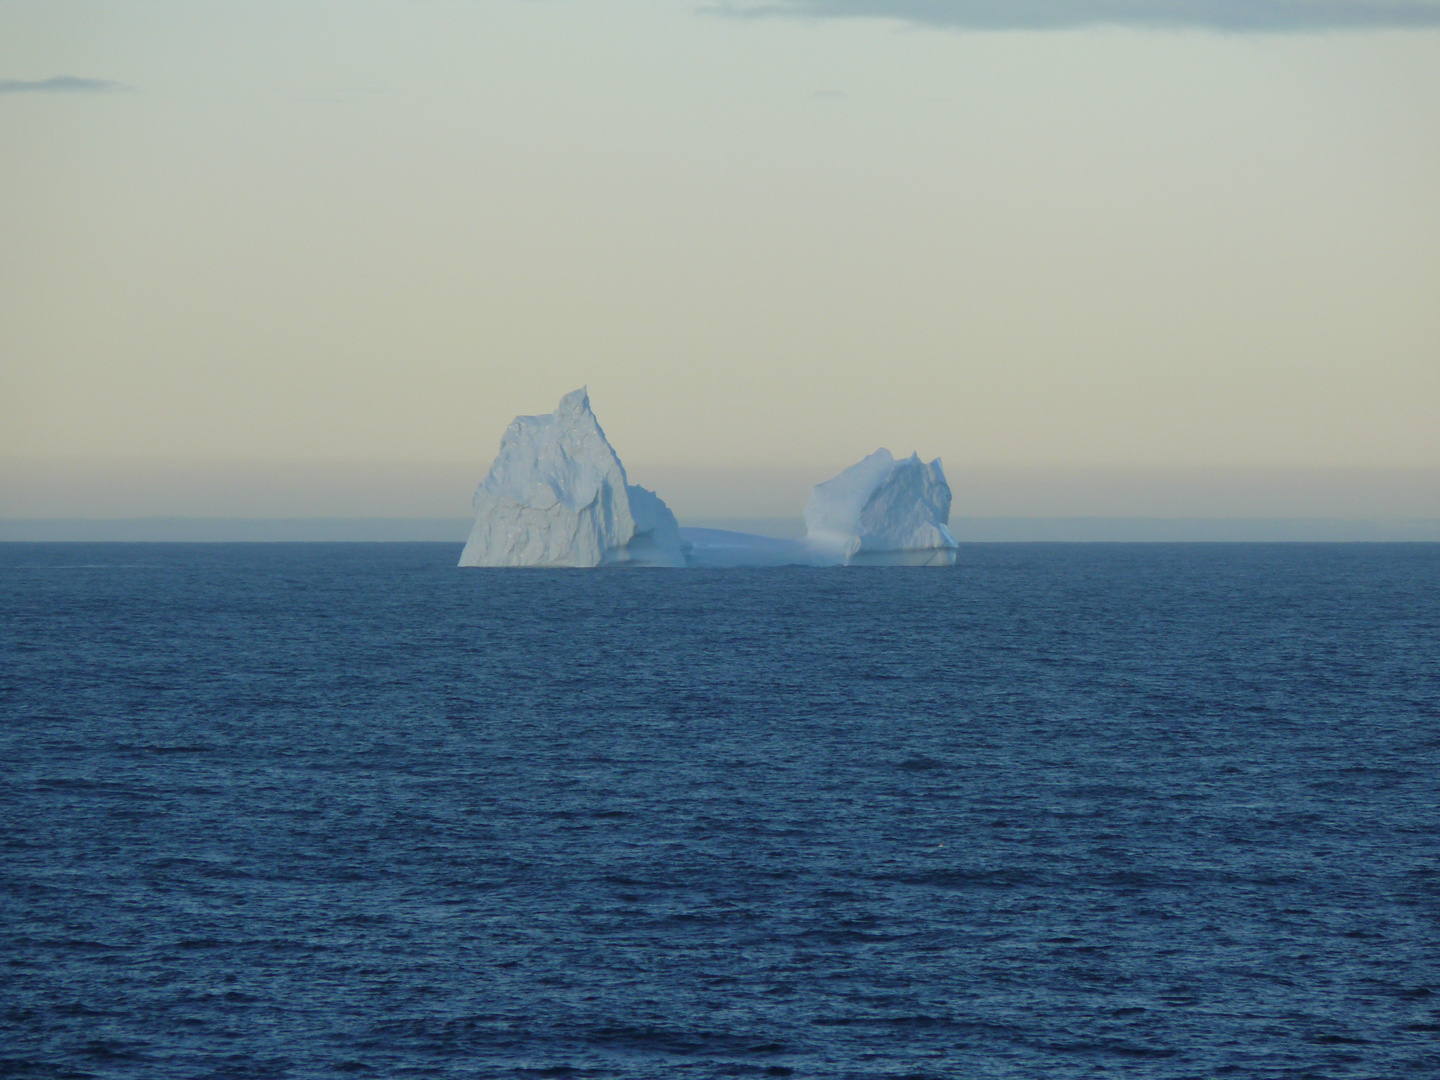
[458, 388, 685, 567]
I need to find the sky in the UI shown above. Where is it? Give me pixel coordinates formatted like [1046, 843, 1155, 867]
[2, 0, 1438, 520]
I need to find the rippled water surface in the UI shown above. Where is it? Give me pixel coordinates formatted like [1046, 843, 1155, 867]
[2, 542, 1438, 1079]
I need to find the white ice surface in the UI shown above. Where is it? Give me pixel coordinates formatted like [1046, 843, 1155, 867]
[680, 450, 958, 567]
[458, 389, 686, 567]
[802, 449, 958, 566]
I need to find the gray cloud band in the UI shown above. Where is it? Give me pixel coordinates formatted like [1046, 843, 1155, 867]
[0, 76, 124, 94]
[732, 0, 1440, 31]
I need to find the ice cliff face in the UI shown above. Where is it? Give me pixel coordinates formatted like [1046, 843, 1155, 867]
[458, 389, 686, 567]
[802, 449, 958, 566]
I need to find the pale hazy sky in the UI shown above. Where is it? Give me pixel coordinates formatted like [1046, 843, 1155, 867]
[2, 1, 1439, 515]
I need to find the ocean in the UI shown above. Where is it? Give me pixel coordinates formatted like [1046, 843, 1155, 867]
[2, 542, 1437, 1078]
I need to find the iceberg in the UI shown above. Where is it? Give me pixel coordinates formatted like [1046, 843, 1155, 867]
[680, 449, 958, 567]
[459, 391, 957, 568]
[458, 388, 686, 567]
[800, 449, 958, 566]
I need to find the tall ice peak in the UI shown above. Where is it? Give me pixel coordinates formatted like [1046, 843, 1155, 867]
[458, 388, 685, 567]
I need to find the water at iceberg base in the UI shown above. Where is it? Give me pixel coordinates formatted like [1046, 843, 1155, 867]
[459, 390, 959, 568]
[4, 542, 1438, 1079]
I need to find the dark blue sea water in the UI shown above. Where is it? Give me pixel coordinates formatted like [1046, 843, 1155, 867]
[2, 543, 1438, 1080]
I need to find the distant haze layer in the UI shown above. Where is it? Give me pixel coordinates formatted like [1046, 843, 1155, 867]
[3, 460, 1437, 523]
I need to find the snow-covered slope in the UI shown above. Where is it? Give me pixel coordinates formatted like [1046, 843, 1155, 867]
[458, 389, 686, 567]
[802, 449, 958, 566]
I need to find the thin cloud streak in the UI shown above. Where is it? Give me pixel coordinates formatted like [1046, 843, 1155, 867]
[728, 0, 1440, 31]
[0, 76, 127, 94]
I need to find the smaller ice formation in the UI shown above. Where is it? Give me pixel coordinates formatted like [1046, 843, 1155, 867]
[680, 449, 958, 567]
[458, 388, 685, 567]
[801, 449, 958, 566]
